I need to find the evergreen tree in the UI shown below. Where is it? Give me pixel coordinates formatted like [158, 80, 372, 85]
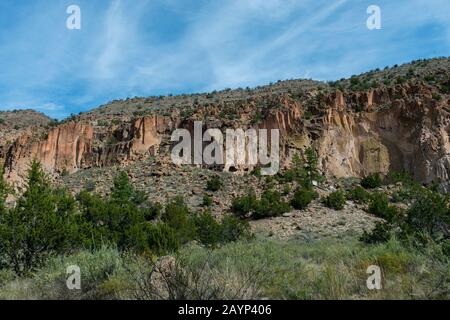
[110, 171, 147, 206]
[292, 153, 306, 180]
[0, 166, 8, 215]
[0, 166, 9, 269]
[303, 147, 322, 188]
[162, 197, 196, 244]
[111, 171, 135, 205]
[0, 160, 79, 274]
[78, 171, 152, 251]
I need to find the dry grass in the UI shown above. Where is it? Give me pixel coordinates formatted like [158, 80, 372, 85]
[0, 237, 448, 300]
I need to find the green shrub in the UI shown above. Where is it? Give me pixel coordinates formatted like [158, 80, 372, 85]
[1, 247, 124, 300]
[368, 193, 397, 222]
[291, 188, 318, 210]
[162, 197, 196, 244]
[77, 173, 182, 254]
[361, 173, 383, 189]
[202, 195, 213, 207]
[360, 222, 392, 244]
[403, 189, 450, 242]
[192, 212, 251, 247]
[220, 215, 251, 243]
[442, 240, 450, 257]
[250, 111, 264, 125]
[396, 76, 406, 85]
[432, 93, 442, 101]
[206, 175, 223, 192]
[264, 175, 276, 190]
[322, 191, 346, 210]
[303, 148, 322, 188]
[143, 202, 163, 221]
[387, 171, 414, 185]
[0, 161, 81, 275]
[192, 211, 222, 247]
[232, 190, 290, 220]
[391, 183, 424, 204]
[84, 180, 96, 192]
[282, 185, 291, 196]
[346, 186, 370, 204]
[77, 172, 155, 251]
[278, 168, 297, 183]
[61, 168, 69, 177]
[97, 119, 109, 127]
[362, 187, 450, 256]
[252, 190, 290, 220]
[350, 76, 360, 86]
[251, 167, 262, 177]
[110, 171, 147, 206]
[146, 223, 180, 255]
[231, 192, 257, 218]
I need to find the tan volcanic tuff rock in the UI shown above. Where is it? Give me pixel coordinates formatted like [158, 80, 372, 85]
[4, 116, 173, 187]
[2, 75, 450, 188]
[4, 122, 94, 184]
[316, 85, 450, 185]
[129, 116, 173, 155]
[0, 110, 52, 168]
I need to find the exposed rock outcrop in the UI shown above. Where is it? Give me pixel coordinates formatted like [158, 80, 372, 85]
[4, 122, 94, 183]
[316, 85, 450, 185]
[2, 62, 450, 190]
[4, 116, 174, 187]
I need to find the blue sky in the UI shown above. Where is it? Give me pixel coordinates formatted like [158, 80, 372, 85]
[0, 0, 449, 119]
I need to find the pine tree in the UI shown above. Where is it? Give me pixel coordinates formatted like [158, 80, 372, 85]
[110, 171, 147, 206]
[303, 147, 323, 188]
[78, 171, 151, 251]
[0, 166, 8, 215]
[0, 160, 79, 274]
[111, 171, 134, 205]
[0, 165, 9, 269]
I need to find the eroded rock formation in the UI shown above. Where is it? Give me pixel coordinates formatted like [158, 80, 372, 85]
[2, 74, 450, 189]
[4, 116, 174, 186]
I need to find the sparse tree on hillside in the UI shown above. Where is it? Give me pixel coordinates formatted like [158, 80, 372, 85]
[303, 147, 322, 188]
[111, 171, 147, 206]
[0, 166, 8, 215]
[0, 160, 79, 274]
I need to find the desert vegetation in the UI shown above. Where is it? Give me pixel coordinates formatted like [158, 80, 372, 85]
[0, 161, 250, 276]
[0, 154, 448, 300]
[1, 58, 450, 300]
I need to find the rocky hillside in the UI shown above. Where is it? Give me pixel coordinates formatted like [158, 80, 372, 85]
[2, 57, 450, 197]
[0, 110, 52, 168]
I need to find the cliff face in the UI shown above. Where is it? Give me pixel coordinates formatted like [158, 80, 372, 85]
[2, 59, 450, 189]
[317, 84, 450, 185]
[0, 110, 51, 170]
[4, 123, 94, 183]
[93, 115, 174, 167]
[4, 116, 174, 186]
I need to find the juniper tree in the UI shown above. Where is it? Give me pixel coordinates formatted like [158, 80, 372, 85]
[111, 171, 147, 206]
[286, 148, 322, 189]
[0, 160, 79, 275]
[303, 147, 322, 188]
[0, 166, 8, 215]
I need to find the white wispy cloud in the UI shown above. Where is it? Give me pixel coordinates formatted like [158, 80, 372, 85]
[0, 0, 449, 119]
